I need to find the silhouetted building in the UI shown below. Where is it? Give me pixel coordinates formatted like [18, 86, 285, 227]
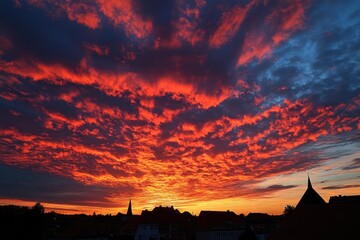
[118, 214, 141, 240]
[270, 202, 360, 240]
[329, 195, 360, 204]
[270, 177, 360, 240]
[196, 210, 246, 240]
[135, 206, 195, 240]
[246, 213, 280, 240]
[127, 199, 133, 216]
[296, 176, 325, 208]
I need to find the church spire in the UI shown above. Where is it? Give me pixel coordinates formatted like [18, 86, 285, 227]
[308, 174, 313, 189]
[296, 175, 325, 208]
[126, 199, 132, 216]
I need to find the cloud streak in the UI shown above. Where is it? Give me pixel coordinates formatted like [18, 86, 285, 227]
[322, 184, 360, 190]
[342, 158, 360, 170]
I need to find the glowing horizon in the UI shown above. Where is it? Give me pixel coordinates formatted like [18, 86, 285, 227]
[2, 152, 359, 216]
[0, 0, 359, 215]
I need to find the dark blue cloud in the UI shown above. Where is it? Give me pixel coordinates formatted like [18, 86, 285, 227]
[249, 1, 360, 108]
[322, 184, 360, 190]
[0, 1, 84, 67]
[342, 158, 360, 170]
[0, 164, 131, 206]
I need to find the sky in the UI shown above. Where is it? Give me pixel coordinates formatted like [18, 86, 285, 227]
[0, 0, 359, 215]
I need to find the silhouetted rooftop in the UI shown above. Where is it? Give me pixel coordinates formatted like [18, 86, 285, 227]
[197, 210, 244, 231]
[329, 195, 360, 204]
[270, 201, 360, 240]
[139, 206, 183, 224]
[296, 176, 325, 208]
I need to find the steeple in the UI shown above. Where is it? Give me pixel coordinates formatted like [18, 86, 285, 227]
[296, 175, 326, 208]
[126, 199, 132, 216]
[308, 175, 312, 189]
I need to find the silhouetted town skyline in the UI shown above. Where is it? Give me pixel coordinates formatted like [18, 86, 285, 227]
[1, 176, 359, 240]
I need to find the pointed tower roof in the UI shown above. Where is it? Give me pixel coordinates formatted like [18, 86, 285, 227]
[126, 199, 132, 216]
[307, 175, 312, 188]
[296, 176, 325, 208]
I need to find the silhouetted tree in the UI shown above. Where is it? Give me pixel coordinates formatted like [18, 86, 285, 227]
[30, 202, 45, 239]
[32, 202, 45, 214]
[283, 205, 295, 217]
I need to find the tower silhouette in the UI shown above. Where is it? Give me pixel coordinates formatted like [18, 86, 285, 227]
[127, 199, 132, 216]
[296, 175, 325, 208]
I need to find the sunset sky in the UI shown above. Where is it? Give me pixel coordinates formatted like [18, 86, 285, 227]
[0, 0, 359, 215]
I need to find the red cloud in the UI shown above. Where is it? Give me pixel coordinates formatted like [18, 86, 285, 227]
[237, 0, 309, 65]
[0, 57, 234, 108]
[84, 43, 109, 56]
[97, 0, 153, 39]
[27, 0, 152, 36]
[154, 0, 206, 48]
[238, 33, 273, 65]
[270, 0, 308, 44]
[62, 2, 100, 29]
[174, 0, 206, 46]
[209, 1, 256, 48]
[27, 0, 100, 29]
